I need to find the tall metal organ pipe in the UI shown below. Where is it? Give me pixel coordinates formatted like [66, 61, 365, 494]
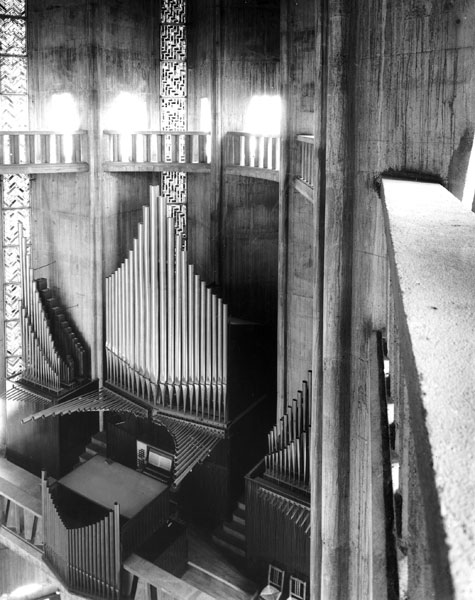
[105, 188, 228, 423]
[264, 371, 312, 489]
[19, 223, 85, 391]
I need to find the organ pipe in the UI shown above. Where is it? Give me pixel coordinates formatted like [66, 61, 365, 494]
[105, 187, 228, 423]
[19, 224, 85, 392]
[264, 371, 312, 490]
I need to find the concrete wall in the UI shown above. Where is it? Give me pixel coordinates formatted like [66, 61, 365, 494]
[289, 0, 475, 597]
[280, 0, 316, 404]
[28, 0, 160, 379]
[188, 0, 280, 327]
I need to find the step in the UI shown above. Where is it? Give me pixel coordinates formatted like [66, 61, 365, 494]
[237, 500, 246, 512]
[91, 430, 107, 448]
[233, 507, 246, 527]
[79, 451, 91, 464]
[223, 520, 246, 542]
[212, 528, 246, 557]
[85, 441, 106, 456]
[184, 562, 254, 600]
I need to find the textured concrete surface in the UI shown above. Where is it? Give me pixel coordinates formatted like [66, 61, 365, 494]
[382, 178, 475, 599]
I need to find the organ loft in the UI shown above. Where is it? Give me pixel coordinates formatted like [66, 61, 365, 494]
[0, 1, 474, 599]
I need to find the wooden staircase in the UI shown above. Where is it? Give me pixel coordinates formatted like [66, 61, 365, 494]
[212, 499, 247, 559]
[78, 430, 107, 465]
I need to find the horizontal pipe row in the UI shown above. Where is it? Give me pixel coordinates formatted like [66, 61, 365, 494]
[105, 131, 210, 164]
[0, 132, 85, 165]
[257, 486, 311, 534]
[225, 132, 280, 171]
[106, 187, 228, 423]
[155, 416, 224, 485]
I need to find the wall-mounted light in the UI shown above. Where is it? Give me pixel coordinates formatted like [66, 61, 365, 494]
[244, 95, 281, 136]
[105, 92, 147, 133]
[46, 93, 80, 133]
[105, 92, 147, 161]
[45, 93, 80, 163]
[200, 97, 211, 162]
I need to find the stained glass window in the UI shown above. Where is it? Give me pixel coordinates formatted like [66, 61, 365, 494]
[1, 0, 29, 379]
[160, 0, 187, 243]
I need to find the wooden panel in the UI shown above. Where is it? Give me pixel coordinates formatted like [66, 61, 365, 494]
[286, 189, 313, 401]
[222, 175, 278, 326]
[6, 396, 60, 478]
[246, 474, 310, 582]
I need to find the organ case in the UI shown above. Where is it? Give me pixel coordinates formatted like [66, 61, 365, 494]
[105, 187, 271, 426]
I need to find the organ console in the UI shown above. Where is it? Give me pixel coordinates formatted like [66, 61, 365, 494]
[18, 223, 86, 393]
[105, 187, 228, 424]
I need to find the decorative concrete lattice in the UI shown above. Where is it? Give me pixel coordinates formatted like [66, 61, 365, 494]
[0, 94, 28, 128]
[3, 206, 30, 246]
[0, 57, 27, 94]
[160, 24, 186, 61]
[0, 0, 26, 16]
[1, 0, 29, 379]
[2, 175, 30, 377]
[0, 17, 26, 54]
[3, 246, 20, 281]
[160, 62, 187, 98]
[160, 0, 187, 242]
[160, 98, 186, 131]
[4, 283, 20, 319]
[167, 203, 187, 239]
[160, 0, 186, 24]
[162, 171, 187, 204]
[1, 172, 29, 207]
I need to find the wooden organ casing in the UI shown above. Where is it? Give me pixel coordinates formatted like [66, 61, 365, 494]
[5, 226, 94, 478]
[104, 186, 274, 521]
[246, 372, 311, 581]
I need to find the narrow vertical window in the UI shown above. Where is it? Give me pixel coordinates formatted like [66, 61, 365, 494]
[0, 0, 30, 379]
[159, 0, 187, 241]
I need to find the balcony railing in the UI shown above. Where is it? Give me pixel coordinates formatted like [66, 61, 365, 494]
[103, 130, 211, 172]
[0, 131, 88, 173]
[224, 132, 280, 181]
[296, 134, 314, 187]
[377, 178, 475, 600]
[0, 458, 43, 549]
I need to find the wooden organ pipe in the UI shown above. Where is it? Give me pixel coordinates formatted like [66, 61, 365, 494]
[105, 187, 228, 423]
[264, 371, 312, 489]
[19, 224, 85, 391]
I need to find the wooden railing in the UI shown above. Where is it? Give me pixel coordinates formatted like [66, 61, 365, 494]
[42, 473, 121, 599]
[224, 132, 280, 181]
[296, 135, 314, 188]
[103, 130, 211, 171]
[0, 476, 43, 548]
[123, 554, 215, 600]
[378, 178, 475, 600]
[0, 131, 88, 173]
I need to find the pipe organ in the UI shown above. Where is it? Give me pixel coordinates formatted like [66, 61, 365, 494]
[19, 224, 86, 392]
[246, 372, 312, 580]
[264, 372, 311, 490]
[105, 187, 228, 423]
